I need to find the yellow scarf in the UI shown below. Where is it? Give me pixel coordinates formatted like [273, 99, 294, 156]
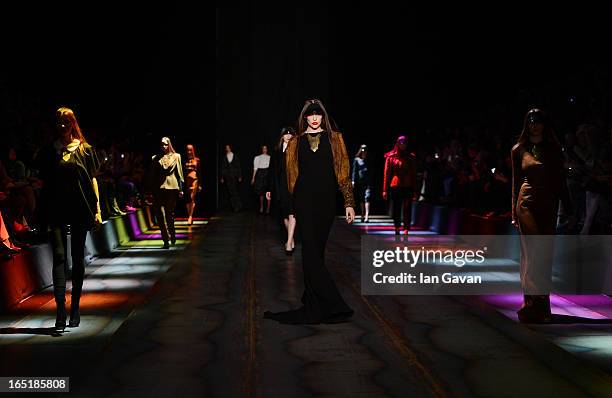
[62, 139, 81, 162]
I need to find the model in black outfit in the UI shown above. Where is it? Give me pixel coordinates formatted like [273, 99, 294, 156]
[352, 144, 372, 222]
[275, 127, 296, 254]
[264, 99, 356, 324]
[220, 144, 243, 212]
[36, 107, 102, 332]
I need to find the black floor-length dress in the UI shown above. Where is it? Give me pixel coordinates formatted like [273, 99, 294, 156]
[265, 132, 353, 324]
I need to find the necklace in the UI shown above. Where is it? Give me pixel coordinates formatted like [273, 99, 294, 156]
[529, 142, 541, 160]
[306, 132, 321, 152]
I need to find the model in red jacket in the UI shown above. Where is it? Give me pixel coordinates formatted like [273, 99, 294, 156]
[383, 135, 417, 234]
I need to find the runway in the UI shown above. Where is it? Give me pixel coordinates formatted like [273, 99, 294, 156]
[1, 212, 612, 397]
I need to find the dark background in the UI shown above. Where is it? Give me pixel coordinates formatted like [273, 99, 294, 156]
[2, 5, 610, 215]
[1, 3, 207, 213]
[2, 4, 203, 143]
[217, 4, 611, 213]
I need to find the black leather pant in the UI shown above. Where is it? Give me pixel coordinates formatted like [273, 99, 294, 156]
[390, 187, 414, 229]
[50, 224, 87, 304]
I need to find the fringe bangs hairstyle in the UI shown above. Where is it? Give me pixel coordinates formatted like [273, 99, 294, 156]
[296, 98, 336, 135]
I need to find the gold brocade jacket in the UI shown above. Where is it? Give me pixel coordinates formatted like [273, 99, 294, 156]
[285, 131, 356, 208]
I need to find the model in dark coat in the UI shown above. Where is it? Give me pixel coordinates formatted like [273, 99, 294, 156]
[220, 144, 243, 212]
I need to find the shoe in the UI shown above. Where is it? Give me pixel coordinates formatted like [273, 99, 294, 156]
[364, 217, 369, 223]
[162, 242, 170, 249]
[13, 221, 28, 233]
[187, 216, 193, 225]
[517, 307, 551, 324]
[171, 238, 176, 246]
[517, 295, 551, 323]
[55, 301, 67, 332]
[361, 216, 365, 222]
[2, 242, 21, 254]
[394, 228, 400, 235]
[69, 303, 80, 328]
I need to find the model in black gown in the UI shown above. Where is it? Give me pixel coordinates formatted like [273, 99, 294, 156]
[264, 99, 355, 325]
[265, 132, 354, 324]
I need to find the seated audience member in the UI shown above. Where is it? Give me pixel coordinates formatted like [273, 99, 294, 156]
[0, 208, 21, 257]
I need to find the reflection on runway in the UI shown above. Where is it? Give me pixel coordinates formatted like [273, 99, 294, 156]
[3, 212, 612, 396]
[355, 214, 612, 376]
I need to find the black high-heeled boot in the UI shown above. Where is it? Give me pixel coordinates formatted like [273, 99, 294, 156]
[517, 294, 551, 323]
[69, 288, 81, 327]
[55, 299, 67, 332]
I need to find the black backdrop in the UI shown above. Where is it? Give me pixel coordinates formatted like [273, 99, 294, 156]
[217, 4, 611, 213]
[2, 5, 610, 215]
[2, 4, 207, 214]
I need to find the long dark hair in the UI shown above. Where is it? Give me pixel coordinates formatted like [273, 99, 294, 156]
[517, 108, 560, 147]
[276, 126, 296, 151]
[296, 98, 336, 135]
